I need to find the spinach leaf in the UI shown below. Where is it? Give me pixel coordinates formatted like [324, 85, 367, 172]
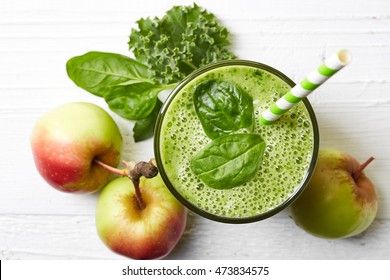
[66, 51, 153, 97]
[133, 101, 162, 142]
[66, 4, 236, 142]
[104, 82, 162, 120]
[193, 79, 254, 139]
[191, 133, 266, 189]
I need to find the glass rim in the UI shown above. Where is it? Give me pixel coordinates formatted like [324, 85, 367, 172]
[154, 59, 320, 224]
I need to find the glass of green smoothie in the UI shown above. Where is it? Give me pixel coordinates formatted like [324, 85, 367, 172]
[154, 60, 319, 223]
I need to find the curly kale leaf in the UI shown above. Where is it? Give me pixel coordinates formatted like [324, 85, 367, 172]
[128, 3, 236, 85]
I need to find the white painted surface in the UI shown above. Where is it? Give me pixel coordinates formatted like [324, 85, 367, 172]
[1, 0, 389, 260]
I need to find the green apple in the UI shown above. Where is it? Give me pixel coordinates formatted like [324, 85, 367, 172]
[96, 173, 187, 260]
[290, 149, 377, 239]
[31, 102, 123, 193]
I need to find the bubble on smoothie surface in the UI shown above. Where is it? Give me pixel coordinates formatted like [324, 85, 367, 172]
[160, 66, 314, 218]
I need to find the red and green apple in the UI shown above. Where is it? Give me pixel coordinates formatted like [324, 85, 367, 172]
[290, 149, 378, 239]
[31, 102, 123, 193]
[95, 172, 187, 260]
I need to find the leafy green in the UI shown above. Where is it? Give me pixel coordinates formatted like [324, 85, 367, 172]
[104, 82, 161, 120]
[66, 51, 153, 97]
[128, 3, 236, 85]
[66, 4, 236, 141]
[66, 51, 169, 120]
[133, 101, 162, 142]
[193, 79, 254, 139]
[191, 134, 266, 189]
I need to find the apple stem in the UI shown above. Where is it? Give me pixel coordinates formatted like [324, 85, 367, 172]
[94, 158, 158, 210]
[94, 159, 127, 176]
[352, 156, 375, 181]
[128, 160, 158, 210]
[131, 178, 145, 210]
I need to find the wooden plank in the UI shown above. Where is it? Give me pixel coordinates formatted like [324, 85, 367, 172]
[0, 213, 388, 259]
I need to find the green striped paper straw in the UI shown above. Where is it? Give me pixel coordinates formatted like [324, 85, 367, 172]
[260, 49, 352, 125]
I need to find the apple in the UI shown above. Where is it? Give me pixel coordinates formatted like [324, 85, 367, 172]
[95, 161, 187, 260]
[31, 102, 123, 193]
[290, 149, 377, 239]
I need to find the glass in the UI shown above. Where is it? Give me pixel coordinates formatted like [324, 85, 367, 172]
[154, 60, 319, 223]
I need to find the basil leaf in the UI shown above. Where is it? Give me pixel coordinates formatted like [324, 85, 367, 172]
[191, 133, 266, 189]
[193, 79, 254, 139]
[66, 51, 153, 97]
[133, 101, 162, 142]
[104, 82, 161, 120]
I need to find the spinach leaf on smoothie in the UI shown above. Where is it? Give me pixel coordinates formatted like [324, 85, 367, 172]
[193, 79, 254, 139]
[191, 133, 266, 190]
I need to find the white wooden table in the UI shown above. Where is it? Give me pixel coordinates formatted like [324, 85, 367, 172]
[1, 0, 389, 260]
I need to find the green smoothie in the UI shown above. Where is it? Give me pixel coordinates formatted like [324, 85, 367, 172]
[155, 61, 318, 223]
